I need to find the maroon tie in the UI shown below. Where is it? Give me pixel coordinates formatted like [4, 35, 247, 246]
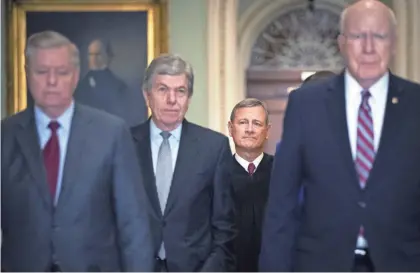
[248, 163, 256, 175]
[43, 121, 60, 199]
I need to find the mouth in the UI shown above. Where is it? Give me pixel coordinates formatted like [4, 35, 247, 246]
[44, 91, 61, 95]
[163, 110, 179, 115]
[359, 58, 380, 64]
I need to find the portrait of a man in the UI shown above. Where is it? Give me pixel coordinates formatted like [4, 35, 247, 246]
[74, 39, 132, 124]
[6, 1, 166, 126]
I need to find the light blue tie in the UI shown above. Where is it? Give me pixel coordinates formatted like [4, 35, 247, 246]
[156, 131, 172, 259]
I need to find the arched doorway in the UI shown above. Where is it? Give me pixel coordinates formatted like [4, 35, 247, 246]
[242, 0, 349, 154]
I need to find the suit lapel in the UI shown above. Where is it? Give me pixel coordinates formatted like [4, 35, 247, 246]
[132, 120, 162, 218]
[15, 108, 52, 209]
[325, 73, 360, 187]
[366, 74, 405, 189]
[55, 104, 90, 211]
[164, 120, 199, 216]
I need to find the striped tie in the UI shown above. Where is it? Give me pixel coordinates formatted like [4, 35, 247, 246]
[355, 90, 375, 188]
[355, 90, 375, 248]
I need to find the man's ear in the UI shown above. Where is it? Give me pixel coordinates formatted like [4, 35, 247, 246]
[266, 123, 272, 139]
[142, 90, 150, 107]
[227, 121, 233, 137]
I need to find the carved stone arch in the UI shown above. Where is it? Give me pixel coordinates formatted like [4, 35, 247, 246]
[236, 0, 353, 102]
[249, 4, 344, 71]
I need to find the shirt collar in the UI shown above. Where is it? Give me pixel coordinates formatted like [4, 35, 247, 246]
[345, 70, 389, 101]
[150, 119, 182, 142]
[235, 152, 264, 171]
[34, 101, 75, 132]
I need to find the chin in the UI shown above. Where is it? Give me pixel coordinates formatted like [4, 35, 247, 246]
[241, 142, 256, 149]
[162, 118, 181, 126]
[44, 99, 64, 106]
[358, 66, 386, 78]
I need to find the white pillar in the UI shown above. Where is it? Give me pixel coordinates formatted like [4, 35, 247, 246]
[392, 0, 408, 78]
[407, 0, 420, 83]
[223, 0, 239, 134]
[392, 0, 420, 83]
[207, 0, 238, 135]
[207, 0, 223, 132]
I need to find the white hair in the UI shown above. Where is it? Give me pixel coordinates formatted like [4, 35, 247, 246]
[25, 30, 80, 67]
[339, 1, 398, 34]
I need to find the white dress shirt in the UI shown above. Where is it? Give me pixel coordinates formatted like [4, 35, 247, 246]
[35, 101, 75, 206]
[235, 152, 264, 174]
[345, 70, 389, 158]
[150, 120, 182, 175]
[345, 70, 389, 249]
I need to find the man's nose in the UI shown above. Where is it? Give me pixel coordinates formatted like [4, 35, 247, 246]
[166, 90, 177, 104]
[47, 71, 58, 86]
[245, 123, 255, 133]
[362, 34, 375, 54]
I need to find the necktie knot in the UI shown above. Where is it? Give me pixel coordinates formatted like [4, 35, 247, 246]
[48, 121, 60, 133]
[160, 131, 171, 140]
[361, 90, 371, 102]
[248, 162, 256, 175]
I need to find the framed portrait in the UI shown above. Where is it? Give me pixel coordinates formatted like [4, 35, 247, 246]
[6, 0, 168, 126]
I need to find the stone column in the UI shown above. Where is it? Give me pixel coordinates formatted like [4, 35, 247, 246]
[207, 0, 238, 135]
[392, 0, 420, 83]
[407, 0, 420, 83]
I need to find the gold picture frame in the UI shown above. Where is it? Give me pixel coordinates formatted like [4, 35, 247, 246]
[6, 0, 168, 117]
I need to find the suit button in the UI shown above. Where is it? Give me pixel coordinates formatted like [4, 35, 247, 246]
[162, 221, 166, 227]
[358, 201, 366, 208]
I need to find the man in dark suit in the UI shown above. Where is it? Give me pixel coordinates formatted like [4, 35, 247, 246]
[259, 0, 420, 272]
[275, 71, 336, 206]
[227, 98, 273, 272]
[131, 54, 236, 272]
[1, 31, 154, 272]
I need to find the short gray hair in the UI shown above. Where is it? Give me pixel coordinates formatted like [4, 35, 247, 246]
[339, 1, 397, 34]
[25, 30, 80, 67]
[230, 98, 270, 125]
[142, 54, 194, 96]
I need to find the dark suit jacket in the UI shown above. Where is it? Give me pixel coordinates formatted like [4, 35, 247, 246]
[131, 119, 236, 272]
[275, 141, 305, 203]
[259, 72, 420, 272]
[1, 103, 154, 272]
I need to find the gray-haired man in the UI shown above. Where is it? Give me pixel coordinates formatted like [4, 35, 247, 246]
[131, 54, 236, 272]
[1, 30, 154, 272]
[227, 98, 273, 272]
